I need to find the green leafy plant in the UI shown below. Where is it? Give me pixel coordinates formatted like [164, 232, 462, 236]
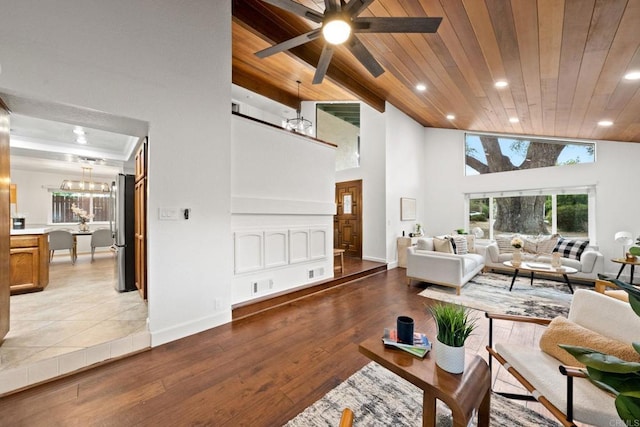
[429, 303, 477, 347]
[561, 278, 640, 423]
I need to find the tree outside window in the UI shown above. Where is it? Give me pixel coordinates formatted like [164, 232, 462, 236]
[465, 134, 594, 236]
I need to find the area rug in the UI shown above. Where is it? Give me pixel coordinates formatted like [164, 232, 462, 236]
[284, 361, 558, 427]
[418, 272, 589, 318]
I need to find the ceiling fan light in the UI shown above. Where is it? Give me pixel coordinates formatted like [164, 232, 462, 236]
[323, 19, 351, 45]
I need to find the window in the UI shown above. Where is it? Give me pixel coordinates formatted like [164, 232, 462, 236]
[51, 191, 111, 224]
[468, 187, 593, 241]
[465, 133, 595, 176]
[316, 103, 360, 171]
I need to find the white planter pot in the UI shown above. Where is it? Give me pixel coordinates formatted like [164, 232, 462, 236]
[435, 340, 465, 374]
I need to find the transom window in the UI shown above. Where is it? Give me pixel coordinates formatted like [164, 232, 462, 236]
[51, 192, 111, 224]
[465, 133, 595, 176]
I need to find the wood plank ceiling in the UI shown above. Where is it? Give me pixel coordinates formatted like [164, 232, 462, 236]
[232, 0, 640, 143]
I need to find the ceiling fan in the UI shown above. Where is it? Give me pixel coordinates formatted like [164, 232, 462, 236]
[255, 0, 442, 84]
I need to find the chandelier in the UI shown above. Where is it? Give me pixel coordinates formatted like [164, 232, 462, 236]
[60, 167, 111, 193]
[283, 80, 313, 135]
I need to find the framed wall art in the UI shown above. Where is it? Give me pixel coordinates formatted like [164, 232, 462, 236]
[400, 197, 416, 221]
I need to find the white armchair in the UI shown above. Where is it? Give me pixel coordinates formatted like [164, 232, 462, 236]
[486, 289, 640, 426]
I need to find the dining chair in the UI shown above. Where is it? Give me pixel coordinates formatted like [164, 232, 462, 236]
[49, 230, 76, 264]
[91, 228, 115, 262]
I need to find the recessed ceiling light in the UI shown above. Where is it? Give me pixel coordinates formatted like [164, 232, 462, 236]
[73, 126, 85, 136]
[416, 83, 427, 91]
[494, 80, 509, 88]
[509, 117, 519, 123]
[76, 136, 87, 144]
[624, 71, 640, 80]
[446, 114, 455, 120]
[598, 120, 613, 127]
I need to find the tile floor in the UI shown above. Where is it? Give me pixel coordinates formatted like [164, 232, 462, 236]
[1, 250, 148, 372]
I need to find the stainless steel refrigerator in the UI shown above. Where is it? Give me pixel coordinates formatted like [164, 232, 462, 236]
[112, 174, 136, 292]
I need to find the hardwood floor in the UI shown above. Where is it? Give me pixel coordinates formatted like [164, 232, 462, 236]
[0, 266, 568, 426]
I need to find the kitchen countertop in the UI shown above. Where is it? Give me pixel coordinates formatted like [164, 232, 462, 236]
[11, 227, 53, 235]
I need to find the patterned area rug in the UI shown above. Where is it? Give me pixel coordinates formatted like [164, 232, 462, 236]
[284, 361, 558, 426]
[418, 272, 589, 318]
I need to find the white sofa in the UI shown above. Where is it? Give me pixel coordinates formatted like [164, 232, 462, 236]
[406, 237, 485, 294]
[477, 236, 604, 281]
[487, 289, 640, 426]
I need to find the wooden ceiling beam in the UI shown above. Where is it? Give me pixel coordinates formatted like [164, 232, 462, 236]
[232, 68, 300, 110]
[232, 0, 386, 112]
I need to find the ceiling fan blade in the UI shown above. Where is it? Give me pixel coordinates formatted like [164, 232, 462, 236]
[345, 35, 384, 78]
[259, 0, 324, 23]
[324, 0, 339, 13]
[255, 29, 322, 58]
[313, 45, 335, 84]
[343, 0, 375, 17]
[354, 17, 443, 33]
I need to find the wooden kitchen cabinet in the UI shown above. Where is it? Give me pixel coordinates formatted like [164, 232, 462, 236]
[10, 234, 49, 294]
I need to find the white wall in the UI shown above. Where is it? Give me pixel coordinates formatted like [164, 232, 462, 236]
[423, 127, 640, 277]
[384, 104, 426, 266]
[230, 115, 335, 303]
[0, 0, 232, 345]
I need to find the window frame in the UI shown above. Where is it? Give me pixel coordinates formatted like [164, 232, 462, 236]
[465, 186, 596, 244]
[49, 190, 112, 225]
[464, 132, 596, 176]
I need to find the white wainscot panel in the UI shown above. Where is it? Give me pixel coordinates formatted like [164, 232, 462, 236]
[264, 230, 288, 268]
[289, 229, 310, 264]
[234, 231, 264, 274]
[309, 228, 328, 260]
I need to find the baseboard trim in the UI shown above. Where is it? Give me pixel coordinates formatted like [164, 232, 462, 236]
[232, 264, 388, 320]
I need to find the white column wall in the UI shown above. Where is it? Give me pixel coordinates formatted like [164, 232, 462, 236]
[335, 103, 387, 262]
[384, 103, 426, 267]
[0, 0, 232, 345]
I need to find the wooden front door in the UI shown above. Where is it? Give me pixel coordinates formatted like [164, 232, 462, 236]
[335, 180, 362, 258]
[0, 98, 10, 342]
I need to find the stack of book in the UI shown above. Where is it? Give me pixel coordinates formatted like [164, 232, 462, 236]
[382, 328, 431, 358]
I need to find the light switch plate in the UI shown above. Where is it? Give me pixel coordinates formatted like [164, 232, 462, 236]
[159, 207, 179, 220]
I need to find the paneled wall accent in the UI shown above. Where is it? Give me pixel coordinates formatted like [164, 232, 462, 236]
[289, 229, 310, 264]
[234, 227, 328, 274]
[264, 230, 288, 269]
[234, 231, 264, 274]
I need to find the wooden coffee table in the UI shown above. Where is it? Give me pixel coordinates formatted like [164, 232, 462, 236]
[358, 330, 490, 427]
[503, 260, 577, 293]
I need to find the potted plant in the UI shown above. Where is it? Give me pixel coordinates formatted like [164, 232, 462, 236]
[429, 303, 477, 374]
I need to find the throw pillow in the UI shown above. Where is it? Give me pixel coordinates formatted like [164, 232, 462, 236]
[464, 234, 475, 253]
[523, 237, 538, 254]
[537, 234, 560, 254]
[552, 237, 589, 260]
[539, 316, 640, 367]
[433, 237, 454, 254]
[453, 235, 468, 255]
[416, 238, 430, 250]
[495, 235, 515, 254]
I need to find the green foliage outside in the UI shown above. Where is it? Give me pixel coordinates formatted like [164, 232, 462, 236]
[556, 204, 588, 232]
